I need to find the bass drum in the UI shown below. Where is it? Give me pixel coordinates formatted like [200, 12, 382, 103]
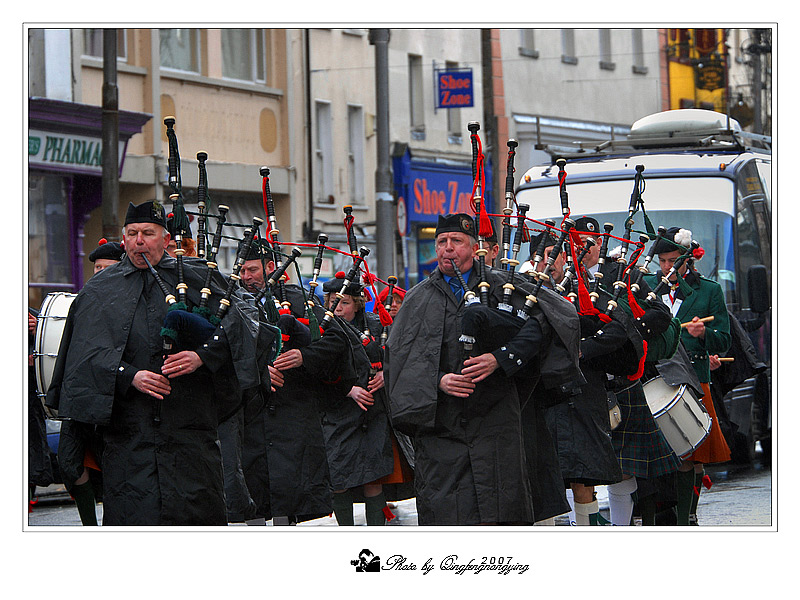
[33, 292, 77, 419]
[643, 376, 711, 458]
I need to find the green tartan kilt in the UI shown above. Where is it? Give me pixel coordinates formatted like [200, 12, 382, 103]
[611, 381, 682, 479]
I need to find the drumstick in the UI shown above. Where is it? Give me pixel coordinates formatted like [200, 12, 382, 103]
[717, 357, 735, 362]
[680, 315, 714, 328]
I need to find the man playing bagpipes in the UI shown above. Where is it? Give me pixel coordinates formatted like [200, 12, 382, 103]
[46, 201, 272, 525]
[235, 238, 360, 525]
[567, 215, 683, 526]
[384, 213, 582, 525]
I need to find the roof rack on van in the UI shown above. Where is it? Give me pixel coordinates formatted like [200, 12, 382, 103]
[544, 109, 771, 158]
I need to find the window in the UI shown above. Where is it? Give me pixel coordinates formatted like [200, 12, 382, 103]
[28, 174, 74, 308]
[631, 29, 648, 74]
[347, 105, 365, 205]
[561, 29, 577, 65]
[445, 61, 461, 138]
[315, 101, 334, 204]
[409, 54, 425, 137]
[736, 161, 771, 298]
[83, 29, 127, 61]
[519, 29, 539, 58]
[160, 29, 200, 73]
[221, 29, 267, 83]
[599, 29, 615, 70]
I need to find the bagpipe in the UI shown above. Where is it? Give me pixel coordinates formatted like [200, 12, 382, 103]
[244, 169, 402, 363]
[453, 123, 562, 361]
[139, 117, 277, 421]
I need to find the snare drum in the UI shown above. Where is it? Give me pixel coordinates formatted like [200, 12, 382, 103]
[642, 376, 711, 458]
[33, 292, 77, 418]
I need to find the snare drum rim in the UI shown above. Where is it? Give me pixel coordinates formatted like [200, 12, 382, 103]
[643, 376, 686, 418]
[33, 292, 76, 403]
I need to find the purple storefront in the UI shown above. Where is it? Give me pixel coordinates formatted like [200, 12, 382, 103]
[392, 146, 493, 288]
[27, 97, 151, 309]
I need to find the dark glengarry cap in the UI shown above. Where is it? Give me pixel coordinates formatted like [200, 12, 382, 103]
[322, 271, 364, 296]
[166, 211, 193, 239]
[124, 200, 167, 228]
[573, 215, 599, 235]
[650, 226, 691, 255]
[239, 238, 274, 263]
[528, 229, 558, 258]
[435, 213, 477, 239]
[88, 238, 124, 263]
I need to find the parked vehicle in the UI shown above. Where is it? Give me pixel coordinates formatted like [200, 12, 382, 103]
[515, 109, 772, 464]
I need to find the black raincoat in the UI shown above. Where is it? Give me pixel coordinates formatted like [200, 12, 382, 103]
[46, 253, 273, 525]
[321, 311, 394, 490]
[385, 263, 581, 525]
[247, 284, 356, 519]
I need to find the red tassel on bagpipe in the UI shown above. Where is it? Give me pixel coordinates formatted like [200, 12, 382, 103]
[627, 339, 647, 381]
[377, 302, 393, 327]
[627, 280, 646, 319]
[298, 317, 324, 337]
[469, 131, 494, 239]
[573, 254, 612, 323]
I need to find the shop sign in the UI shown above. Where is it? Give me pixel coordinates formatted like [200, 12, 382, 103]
[410, 175, 476, 220]
[28, 129, 125, 174]
[436, 69, 474, 109]
[694, 59, 725, 91]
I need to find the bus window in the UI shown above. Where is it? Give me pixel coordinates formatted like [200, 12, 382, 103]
[736, 161, 768, 310]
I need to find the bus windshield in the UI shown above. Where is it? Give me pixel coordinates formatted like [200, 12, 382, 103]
[515, 177, 737, 303]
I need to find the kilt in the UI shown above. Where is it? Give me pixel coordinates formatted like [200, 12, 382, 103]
[685, 382, 731, 465]
[611, 381, 682, 479]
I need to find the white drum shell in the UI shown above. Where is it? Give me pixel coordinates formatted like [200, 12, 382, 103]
[643, 376, 712, 458]
[33, 292, 76, 417]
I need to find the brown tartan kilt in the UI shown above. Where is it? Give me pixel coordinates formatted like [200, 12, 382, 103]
[611, 381, 682, 479]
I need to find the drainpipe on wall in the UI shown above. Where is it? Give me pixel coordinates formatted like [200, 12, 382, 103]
[369, 27, 394, 278]
[101, 29, 120, 242]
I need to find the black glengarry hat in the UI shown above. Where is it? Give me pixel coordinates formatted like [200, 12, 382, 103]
[88, 238, 124, 263]
[322, 271, 364, 296]
[650, 227, 692, 255]
[528, 229, 558, 258]
[573, 215, 600, 235]
[124, 200, 167, 228]
[435, 213, 477, 239]
[166, 211, 193, 239]
[239, 238, 274, 263]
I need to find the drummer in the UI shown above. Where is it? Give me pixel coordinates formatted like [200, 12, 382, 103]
[56, 238, 125, 525]
[88, 238, 125, 274]
[643, 226, 731, 525]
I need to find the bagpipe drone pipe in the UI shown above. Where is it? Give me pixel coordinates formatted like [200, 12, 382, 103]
[452, 122, 574, 378]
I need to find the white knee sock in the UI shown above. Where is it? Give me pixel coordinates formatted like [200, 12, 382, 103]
[534, 517, 555, 526]
[565, 488, 576, 525]
[573, 500, 598, 526]
[607, 478, 638, 526]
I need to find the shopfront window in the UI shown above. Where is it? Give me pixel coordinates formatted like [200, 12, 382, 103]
[28, 174, 73, 309]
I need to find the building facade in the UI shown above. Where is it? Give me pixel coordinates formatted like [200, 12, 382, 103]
[29, 26, 771, 306]
[500, 28, 665, 169]
[28, 28, 305, 308]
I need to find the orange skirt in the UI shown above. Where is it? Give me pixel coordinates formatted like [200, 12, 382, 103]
[83, 448, 101, 472]
[374, 433, 414, 485]
[686, 382, 731, 464]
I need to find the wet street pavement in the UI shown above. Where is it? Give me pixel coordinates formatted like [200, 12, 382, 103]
[27, 453, 772, 528]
